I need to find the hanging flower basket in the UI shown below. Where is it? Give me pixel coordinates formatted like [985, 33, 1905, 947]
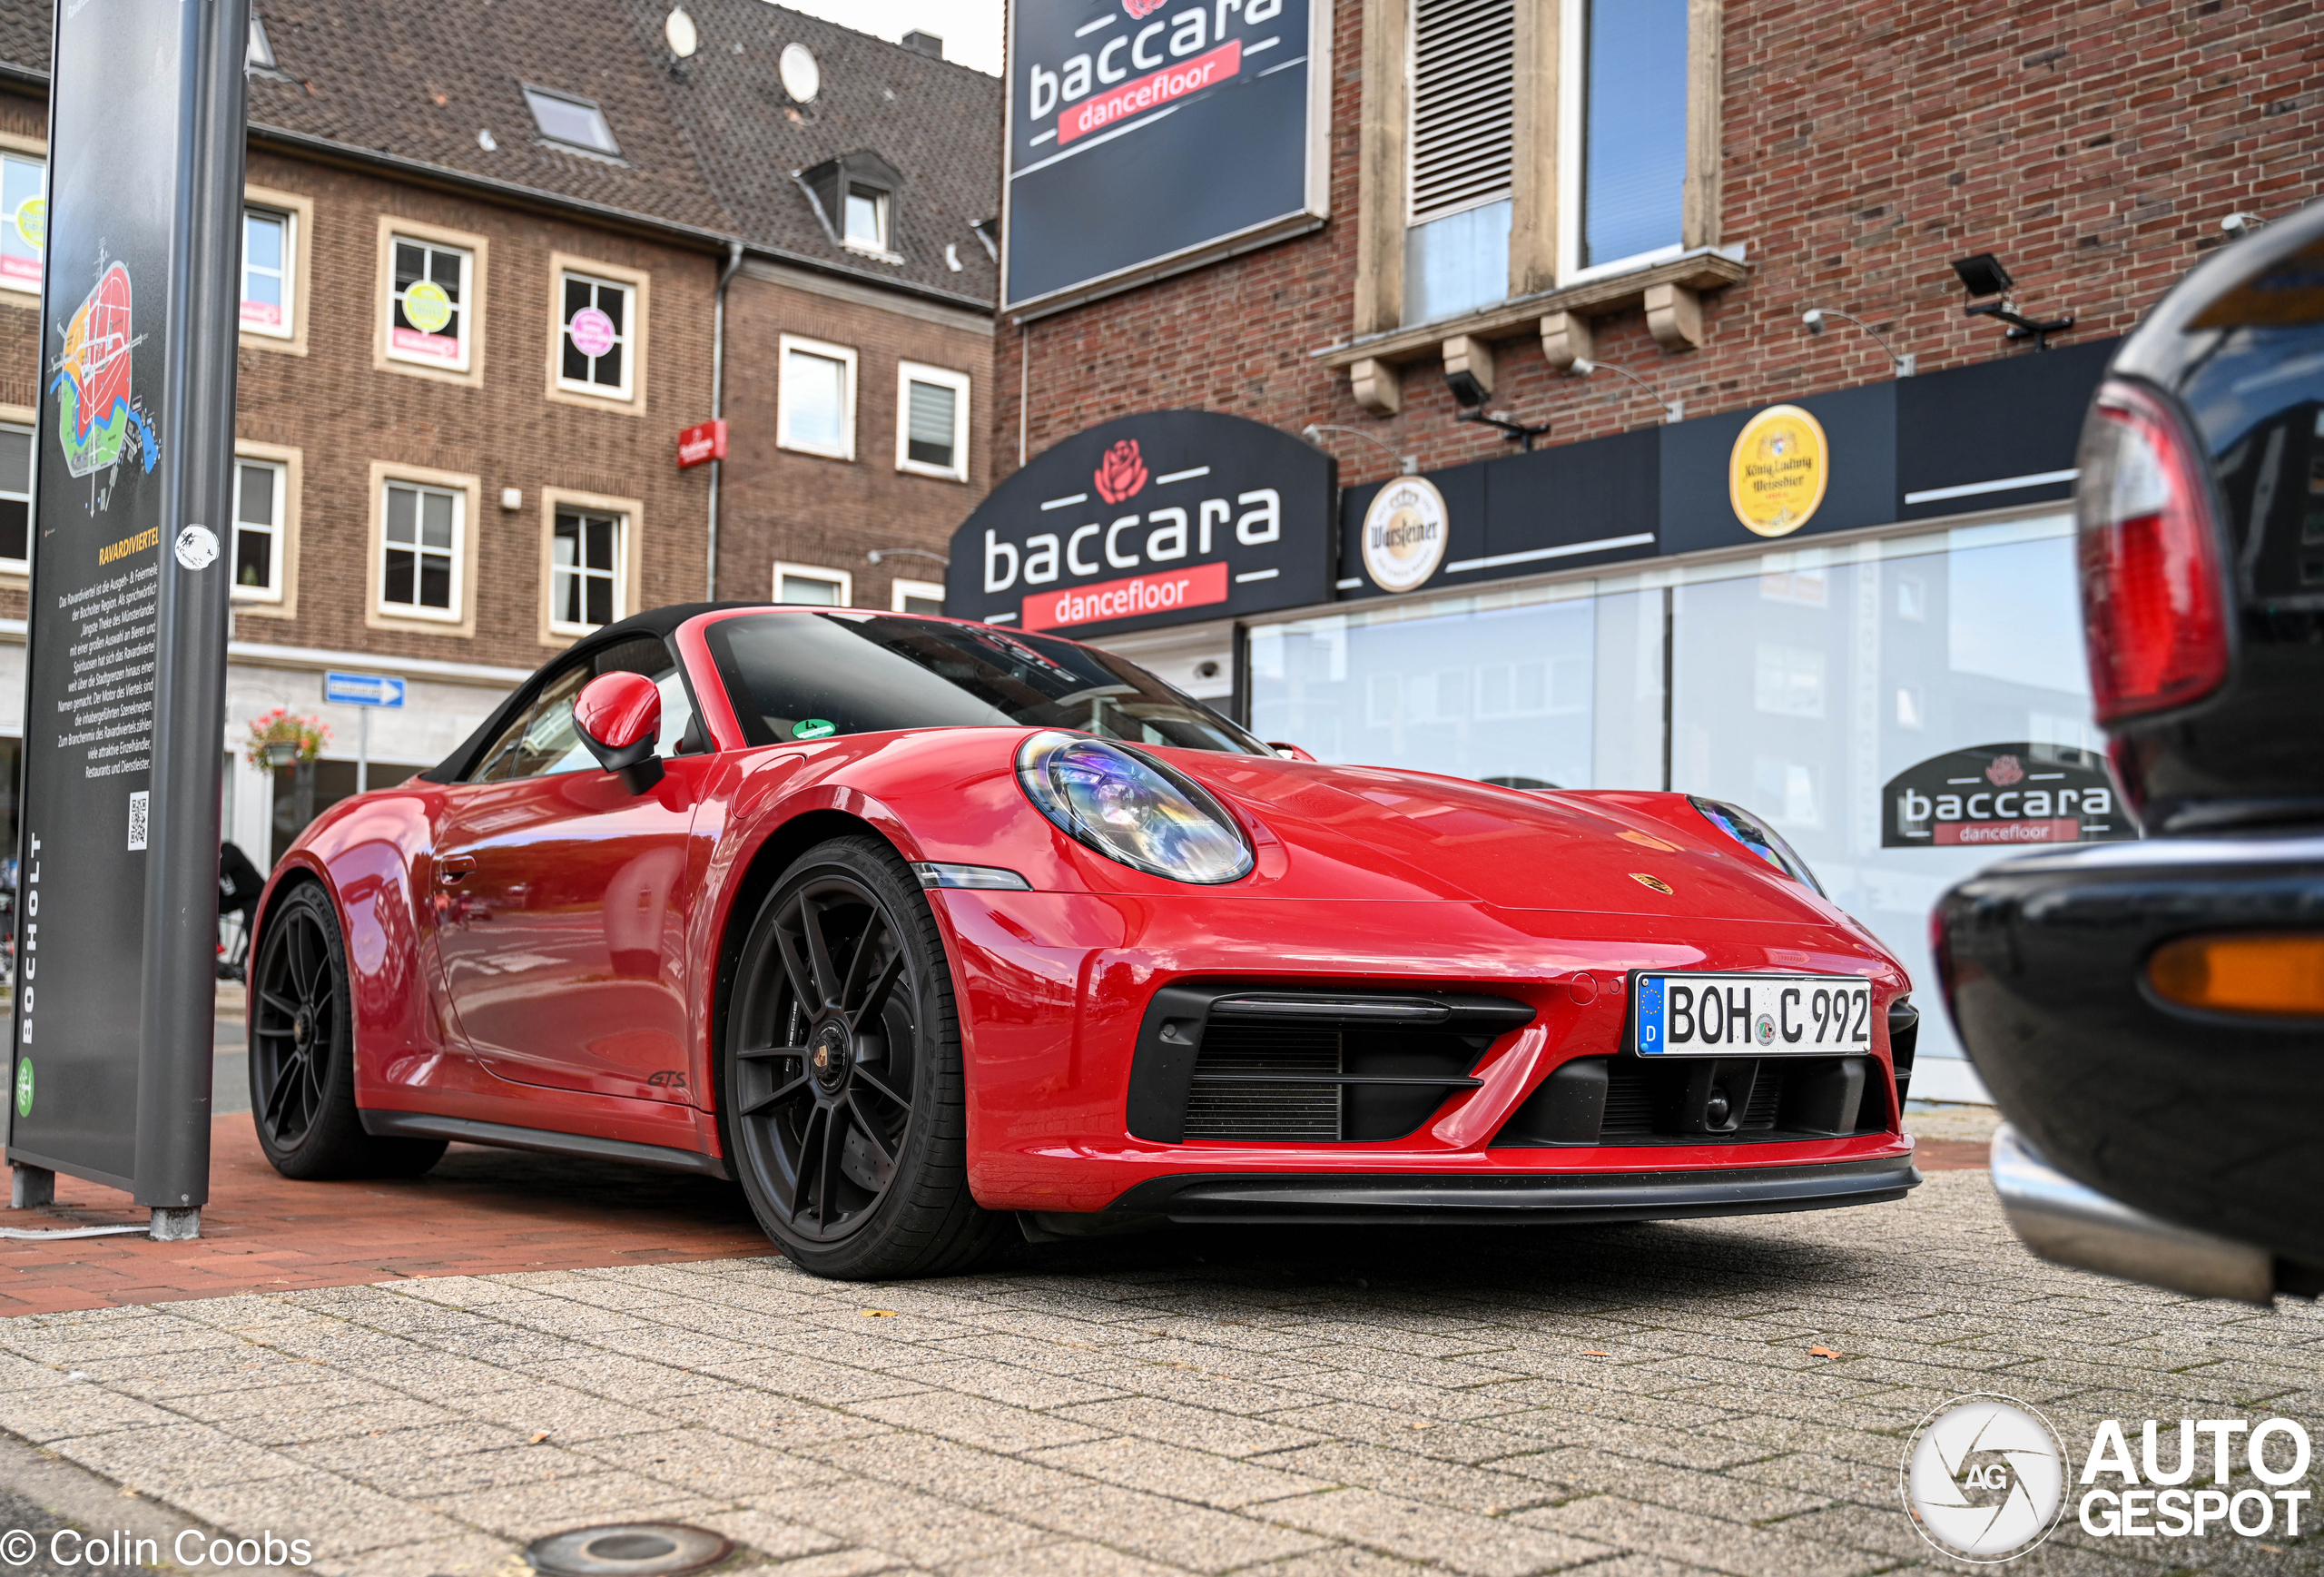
[244, 708, 330, 771]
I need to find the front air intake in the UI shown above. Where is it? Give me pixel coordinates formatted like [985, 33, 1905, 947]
[1128, 987, 1534, 1145]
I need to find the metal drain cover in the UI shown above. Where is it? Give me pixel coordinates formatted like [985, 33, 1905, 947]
[525, 1523, 733, 1577]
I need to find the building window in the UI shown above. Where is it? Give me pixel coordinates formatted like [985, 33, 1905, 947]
[246, 15, 276, 70]
[524, 86, 620, 156]
[241, 206, 294, 337]
[388, 233, 471, 370]
[1404, 0, 1514, 325]
[380, 479, 462, 618]
[777, 335, 857, 460]
[1576, 0, 1688, 271]
[232, 458, 285, 601]
[891, 578, 944, 616]
[558, 271, 633, 397]
[0, 151, 44, 293]
[774, 562, 852, 606]
[896, 362, 970, 480]
[844, 183, 889, 251]
[551, 508, 624, 633]
[0, 425, 29, 568]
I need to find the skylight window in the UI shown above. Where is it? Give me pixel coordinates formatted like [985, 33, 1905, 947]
[523, 86, 620, 156]
[246, 15, 276, 70]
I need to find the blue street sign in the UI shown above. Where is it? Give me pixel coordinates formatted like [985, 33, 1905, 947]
[323, 672, 406, 708]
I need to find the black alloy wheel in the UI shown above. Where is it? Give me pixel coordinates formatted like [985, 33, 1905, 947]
[724, 836, 1000, 1278]
[249, 883, 446, 1180]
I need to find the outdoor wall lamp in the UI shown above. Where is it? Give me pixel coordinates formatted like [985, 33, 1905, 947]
[1950, 252, 2073, 351]
[1454, 409, 1553, 451]
[1300, 424, 1417, 475]
[1568, 358, 1684, 424]
[1800, 309, 1915, 377]
[2221, 211, 2268, 241]
[865, 547, 950, 567]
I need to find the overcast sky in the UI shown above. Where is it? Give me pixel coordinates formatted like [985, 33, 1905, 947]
[772, 0, 1005, 76]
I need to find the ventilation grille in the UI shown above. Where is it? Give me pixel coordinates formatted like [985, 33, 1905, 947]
[1601, 1059, 1656, 1138]
[1184, 1024, 1342, 1141]
[1409, 0, 1516, 225]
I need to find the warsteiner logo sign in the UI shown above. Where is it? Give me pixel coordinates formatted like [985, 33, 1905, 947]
[1883, 742, 2136, 849]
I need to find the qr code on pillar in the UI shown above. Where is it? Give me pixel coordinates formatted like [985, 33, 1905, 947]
[127, 789, 149, 852]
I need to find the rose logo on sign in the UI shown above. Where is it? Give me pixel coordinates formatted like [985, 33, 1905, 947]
[1094, 439, 1147, 505]
[1361, 477, 1449, 593]
[569, 306, 617, 359]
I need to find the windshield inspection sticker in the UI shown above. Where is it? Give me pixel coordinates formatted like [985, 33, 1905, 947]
[792, 718, 836, 740]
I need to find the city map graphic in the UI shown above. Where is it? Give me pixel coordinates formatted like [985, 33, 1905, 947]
[50, 260, 158, 479]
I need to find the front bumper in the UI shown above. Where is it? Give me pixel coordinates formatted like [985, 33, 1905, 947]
[1105, 1153, 1919, 1224]
[1988, 1125, 2289, 1305]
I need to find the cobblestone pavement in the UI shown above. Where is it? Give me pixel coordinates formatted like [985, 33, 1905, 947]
[1, 1170, 2319, 1577]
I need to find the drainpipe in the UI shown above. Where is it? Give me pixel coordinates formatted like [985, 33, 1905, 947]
[705, 238, 745, 601]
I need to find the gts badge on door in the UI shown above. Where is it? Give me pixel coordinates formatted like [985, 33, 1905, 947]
[647, 1070, 690, 1092]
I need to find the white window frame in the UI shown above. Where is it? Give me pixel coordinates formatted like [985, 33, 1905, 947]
[776, 334, 858, 461]
[556, 268, 635, 400]
[891, 577, 945, 615]
[378, 478, 466, 623]
[842, 182, 890, 253]
[547, 505, 628, 636]
[241, 204, 296, 340]
[773, 561, 853, 607]
[385, 232, 476, 374]
[895, 361, 970, 482]
[230, 455, 287, 604]
[1555, 0, 1688, 285]
[0, 147, 44, 298]
[0, 419, 33, 574]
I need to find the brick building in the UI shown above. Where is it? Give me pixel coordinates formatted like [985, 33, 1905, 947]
[971, 0, 2323, 1098]
[0, 0, 999, 862]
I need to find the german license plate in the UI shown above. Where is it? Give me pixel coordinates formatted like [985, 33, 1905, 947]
[1630, 972, 1874, 1057]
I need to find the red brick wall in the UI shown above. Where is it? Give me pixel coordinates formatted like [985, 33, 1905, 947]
[717, 271, 994, 609]
[994, 0, 2324, 493]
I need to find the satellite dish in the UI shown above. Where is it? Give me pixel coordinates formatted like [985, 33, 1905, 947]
[779, 42, 820, 104]
[665, 7, 698, 58]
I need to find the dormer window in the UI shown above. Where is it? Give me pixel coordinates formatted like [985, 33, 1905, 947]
[800, 152, 904, 261]
[523, 86, 619, 157]
[843, 184, 888, 251]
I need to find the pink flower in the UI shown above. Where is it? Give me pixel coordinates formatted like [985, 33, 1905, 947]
[1094, 439, 1148, 506]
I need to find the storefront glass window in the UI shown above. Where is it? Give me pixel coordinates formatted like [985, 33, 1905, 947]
[1247, 512, 2095, 1092]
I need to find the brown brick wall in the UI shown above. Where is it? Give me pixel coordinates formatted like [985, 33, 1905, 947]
[717, 271, 993, 609]
[994, 0, 2324, 492]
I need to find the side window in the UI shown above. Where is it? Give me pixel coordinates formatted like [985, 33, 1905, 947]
[465, 636, 694, 783]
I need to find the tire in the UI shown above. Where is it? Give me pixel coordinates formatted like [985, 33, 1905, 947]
[722, 835, 1003, 1279]
[249, 882, 447, 1180]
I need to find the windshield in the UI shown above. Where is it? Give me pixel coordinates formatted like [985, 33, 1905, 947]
[703, 611, 1266, 754]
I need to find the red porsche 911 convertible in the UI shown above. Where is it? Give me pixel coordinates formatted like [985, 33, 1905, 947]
[249, 604, 1921, 1278]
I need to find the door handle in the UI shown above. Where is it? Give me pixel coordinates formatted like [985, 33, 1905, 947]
[438, 855, 478, 885]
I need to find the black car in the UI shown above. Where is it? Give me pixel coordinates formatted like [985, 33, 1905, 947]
[1935, 200, 2324, 1306]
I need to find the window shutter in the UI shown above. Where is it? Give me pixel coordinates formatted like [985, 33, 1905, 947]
[1408, 0, 1515, 226]
[907, 380, 956, 454]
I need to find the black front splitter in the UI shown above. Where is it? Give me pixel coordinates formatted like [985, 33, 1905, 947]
[1104, 1155, 1919, 1225]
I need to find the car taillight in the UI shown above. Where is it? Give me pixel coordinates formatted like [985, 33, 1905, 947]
[2075, 379, 2230, 723]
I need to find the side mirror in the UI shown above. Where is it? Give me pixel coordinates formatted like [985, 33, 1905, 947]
[1268, 741, 1317, 763]
[575, 672, 665, 793]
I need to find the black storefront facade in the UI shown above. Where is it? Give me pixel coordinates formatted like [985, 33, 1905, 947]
[948, 342, 2118, 1100]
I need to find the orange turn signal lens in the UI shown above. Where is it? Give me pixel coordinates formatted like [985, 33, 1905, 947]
[2148, 933, 2324, 1018]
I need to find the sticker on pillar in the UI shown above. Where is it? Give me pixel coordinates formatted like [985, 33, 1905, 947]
[1729, 404, 1828, 538]
[1882, 743, 2138, 848]
[1361, 477, 1449, 592]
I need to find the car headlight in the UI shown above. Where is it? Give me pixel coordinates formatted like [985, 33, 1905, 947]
[1689, 796, 1825, 894]
[1016, 732, 1254, 884]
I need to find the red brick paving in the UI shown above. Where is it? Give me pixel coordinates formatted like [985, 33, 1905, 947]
[0, 1115, 774, 1316]
[1914, 1138, 1989, 1172]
